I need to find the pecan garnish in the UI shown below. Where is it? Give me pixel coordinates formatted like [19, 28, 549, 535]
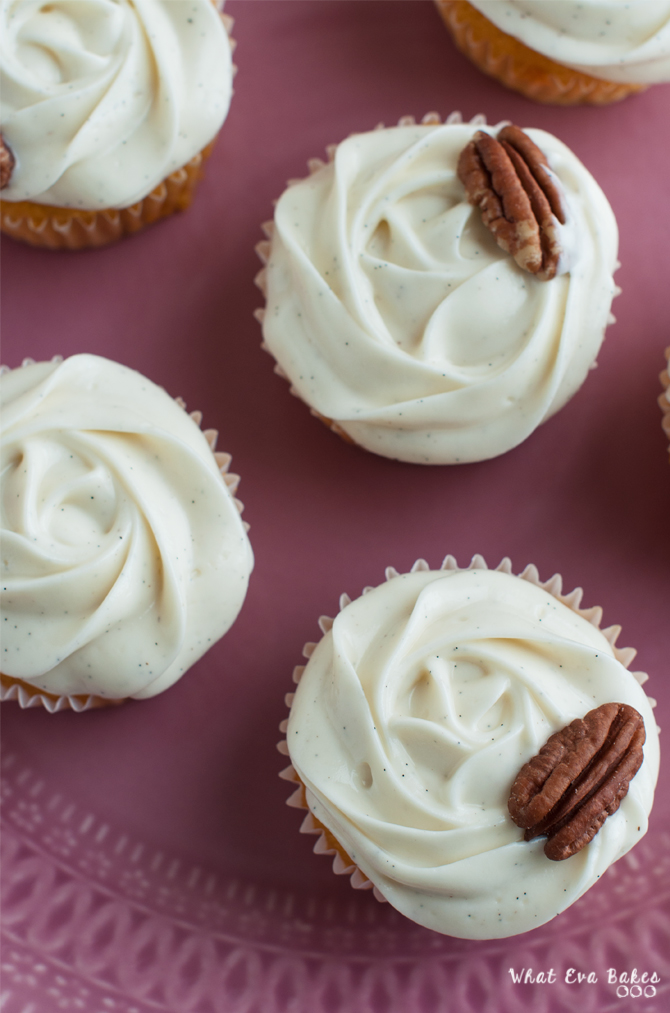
[508, 703, 645, 861]
[458, 124, 566, 281]
[0, 134, 15, 190]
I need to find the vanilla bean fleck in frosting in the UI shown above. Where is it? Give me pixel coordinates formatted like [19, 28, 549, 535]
[0, 0, 233, 209]
[470, 1, 670, 84]
[286, 564, 659, 939]
[0, 355, 253, 701]
[261, 119, 618, 465]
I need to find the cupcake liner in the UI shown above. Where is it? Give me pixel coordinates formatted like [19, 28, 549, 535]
[254, 110, 484, 453]
[435, 0, 645, 106]
[659, 347, 670, 462]
[278, 554, 655, 902]
[0, 8, 236, 251]
[0, 675, 124, 713]
[0, 355, 248, 713]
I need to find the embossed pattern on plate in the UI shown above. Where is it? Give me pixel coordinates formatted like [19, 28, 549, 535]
[3, 751, 670, 1012]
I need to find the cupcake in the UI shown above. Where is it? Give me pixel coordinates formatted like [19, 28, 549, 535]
[659, 347, 670, 462]
[0, 354, 253, 711]
[256, 114, 619, 465]
[435, 1, 670, 105]
[0, 0, 235, 249]
[279, 556, 659, 939]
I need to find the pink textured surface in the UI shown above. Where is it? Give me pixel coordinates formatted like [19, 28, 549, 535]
[1, 2, 669, 1011]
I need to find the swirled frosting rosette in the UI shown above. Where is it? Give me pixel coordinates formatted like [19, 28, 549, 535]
[280, 557, 659, 939]
[0, 355, 253, 710]
[0, 0, 234, 247]
[257, 114, 619, 465]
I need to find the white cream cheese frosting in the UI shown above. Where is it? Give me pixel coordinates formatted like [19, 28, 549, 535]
[471, 1, 670, 84]
[286, 564, 659, 939]
[0, 0, 233, 208]
[0, 355, 253, 700]
[261, 120, 618, 465]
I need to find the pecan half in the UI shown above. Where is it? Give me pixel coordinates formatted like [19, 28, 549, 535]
[457, 124, 566, 281]
[0, 134, 15, 190]
[508, 703, 645, 861]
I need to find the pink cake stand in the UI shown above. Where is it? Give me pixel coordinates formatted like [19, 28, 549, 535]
[2, 4, 668, 1011]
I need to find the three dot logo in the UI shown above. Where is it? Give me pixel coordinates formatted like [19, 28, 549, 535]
[608, 969, 660, 999]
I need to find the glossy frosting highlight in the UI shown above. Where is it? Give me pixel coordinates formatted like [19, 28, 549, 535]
[0, 355, 253, 700]
[287, 566, 659, 939]
[0, 0, 233, 208]
[471, 1, 670, 84]
[262, 121, 618, 465]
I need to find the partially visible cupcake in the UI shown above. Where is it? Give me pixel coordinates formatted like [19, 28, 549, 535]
[0, 0, 235, 249]
[279, 556, 659, 939]
[0, 354, 253, 711]
[436, 1, 670, 105]
[256, 113, 619, 465]
[660, 347, 670, 463]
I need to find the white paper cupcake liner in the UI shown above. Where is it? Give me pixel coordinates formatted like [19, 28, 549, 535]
[0, 678, 122, 713]
[0, 355, 248, 712]
[277, 554, 655, 901]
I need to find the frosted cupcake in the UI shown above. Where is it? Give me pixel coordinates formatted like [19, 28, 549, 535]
[256, 114, 619, 465]
[0, 355, 253, 711]
[436, 1, 670, 105]
[279, 556, 659, 939]
[0, 0, 235, 249]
